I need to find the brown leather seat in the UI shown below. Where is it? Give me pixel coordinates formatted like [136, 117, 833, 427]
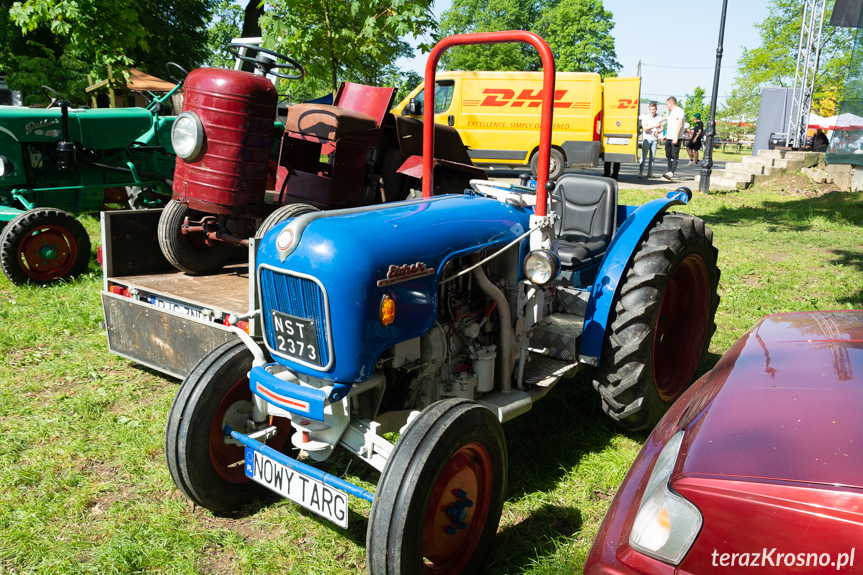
[284, 103, 377, 141]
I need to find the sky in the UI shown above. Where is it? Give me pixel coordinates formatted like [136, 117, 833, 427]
[397, 0, 773, 105]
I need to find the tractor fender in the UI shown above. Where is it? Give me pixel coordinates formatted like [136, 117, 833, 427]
[579, 190, 690, 363]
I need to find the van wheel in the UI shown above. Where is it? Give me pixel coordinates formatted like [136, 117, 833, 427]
[529, 148, 565, 180]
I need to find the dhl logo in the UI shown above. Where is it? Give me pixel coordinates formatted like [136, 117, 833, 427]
[616, 98, 639, 109]
[463, 89, 588, 109]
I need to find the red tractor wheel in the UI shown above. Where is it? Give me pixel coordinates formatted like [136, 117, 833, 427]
[165, 340, 293, 513]
[593, 212, 720, 431]
[367, 399, 507, 575]
[0, 208, 91, 286]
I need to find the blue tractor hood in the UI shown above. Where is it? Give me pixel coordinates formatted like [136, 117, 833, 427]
[256, 193, 532, 382]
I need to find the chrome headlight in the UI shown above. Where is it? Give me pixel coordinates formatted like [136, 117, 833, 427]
[629, 430, 702, 564]
[523, 249, 560, 287]
[0, 156, 11, 178]
[171, 111, 205, 161]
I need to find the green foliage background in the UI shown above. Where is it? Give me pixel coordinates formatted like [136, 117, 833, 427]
[439, 0, 620, 76]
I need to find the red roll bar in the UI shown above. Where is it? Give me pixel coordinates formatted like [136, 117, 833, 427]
[422, 31, 556, 216]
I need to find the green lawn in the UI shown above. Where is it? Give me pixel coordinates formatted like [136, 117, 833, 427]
[1, 177, 862, 574]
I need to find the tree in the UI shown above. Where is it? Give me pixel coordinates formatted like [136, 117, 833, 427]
[717, 85, 759, 140]
[7, 0, 217, 102]
[260, 0, 437, 100]
[734, 0, 854, 115]
[683, 86, 708, 124]
[535, 0, 619, 76]
[438, 0, 620, 76]
[0, 5, 90, 105]
[205, 0, 244, 69]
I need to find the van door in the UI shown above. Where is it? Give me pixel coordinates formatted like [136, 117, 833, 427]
[601, 77, 641, 164]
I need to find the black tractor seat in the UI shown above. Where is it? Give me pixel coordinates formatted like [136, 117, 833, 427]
[552, 174, 617, 273]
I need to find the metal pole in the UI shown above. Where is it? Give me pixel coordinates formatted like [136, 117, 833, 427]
[699, 0, 729, 194]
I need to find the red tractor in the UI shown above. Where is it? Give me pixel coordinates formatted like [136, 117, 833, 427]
[160, 44, 483, 275]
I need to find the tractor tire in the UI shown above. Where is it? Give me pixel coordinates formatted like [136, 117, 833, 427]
[255, 203, 321, 240]
[126, 185, 166, 210]
[367, 399, 507, 575]
[593, 212, 720, 432]
[529, 147, 565, 181]
[0, 208, 91, 286]
[164, 340, 292, 514]
[158, 200, 236, 275]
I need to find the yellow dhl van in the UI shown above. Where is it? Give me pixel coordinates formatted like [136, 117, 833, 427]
[391, 71, 641, 178]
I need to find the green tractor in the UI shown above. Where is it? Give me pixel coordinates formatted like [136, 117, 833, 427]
[0, 66, 185, 285]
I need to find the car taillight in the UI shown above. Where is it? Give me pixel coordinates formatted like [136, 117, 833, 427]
[594, 111, 602, 141]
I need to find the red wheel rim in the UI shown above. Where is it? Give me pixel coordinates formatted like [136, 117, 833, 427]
[652, 254, 711, 401]
[16, 225, 78, 281]
[208, 378, 292, 483]
[421, 443, 494, 574]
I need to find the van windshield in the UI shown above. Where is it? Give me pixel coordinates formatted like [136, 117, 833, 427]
[415, 80, 454, 114]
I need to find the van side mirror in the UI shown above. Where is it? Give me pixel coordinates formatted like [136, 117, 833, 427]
[409, 98, 422, 115]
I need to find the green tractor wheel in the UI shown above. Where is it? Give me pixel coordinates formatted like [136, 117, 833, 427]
[0, 208, 91, 286]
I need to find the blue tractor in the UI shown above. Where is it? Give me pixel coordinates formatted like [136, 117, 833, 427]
[164, 32, 720, 575]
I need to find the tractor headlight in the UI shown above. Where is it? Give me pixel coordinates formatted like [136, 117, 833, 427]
[171, 111, 205, 162]
[523, 249, 560, 287]
[0, 156, 11, 178]
[629, 430, 702, 564]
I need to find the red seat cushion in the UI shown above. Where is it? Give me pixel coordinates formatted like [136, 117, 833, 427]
[284, 103, 377, 141]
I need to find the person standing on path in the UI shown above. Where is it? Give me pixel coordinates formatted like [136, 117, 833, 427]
[686, 112, 704, 165]
[661, 96, 685, 181]
[639, 101, 662, 178]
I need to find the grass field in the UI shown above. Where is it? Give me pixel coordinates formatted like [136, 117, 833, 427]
[1, 174, 862, 574]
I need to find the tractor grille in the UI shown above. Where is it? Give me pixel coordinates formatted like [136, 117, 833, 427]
[259, 267, 330, 368]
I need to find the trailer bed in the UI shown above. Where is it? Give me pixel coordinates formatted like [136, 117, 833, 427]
[100, 209, 256, 379]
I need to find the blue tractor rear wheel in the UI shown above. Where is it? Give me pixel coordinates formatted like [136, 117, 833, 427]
[593, 212, 720, 431]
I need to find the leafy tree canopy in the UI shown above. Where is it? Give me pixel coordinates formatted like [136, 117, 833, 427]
[438, 0, 620, 76]
[683, 86, 709, 124]
[205, 0, 245, 69]
[733, 0, 853, 116]
[5, 0, 217, 104]
[260, 0, 436, 102]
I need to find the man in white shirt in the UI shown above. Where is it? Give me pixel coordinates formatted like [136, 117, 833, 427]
[639, 101, 662, 179]
[661, 96, 685, 181]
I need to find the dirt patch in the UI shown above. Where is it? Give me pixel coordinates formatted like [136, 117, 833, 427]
[759, 173, 843, 198]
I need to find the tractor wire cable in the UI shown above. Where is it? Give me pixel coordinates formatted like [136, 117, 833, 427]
[441, 214, 554, 284]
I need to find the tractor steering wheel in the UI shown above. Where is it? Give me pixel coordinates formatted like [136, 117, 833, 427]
[41, 85, 64, 108]
[166, 62, 190, 85]
[226, 43, 305, 80]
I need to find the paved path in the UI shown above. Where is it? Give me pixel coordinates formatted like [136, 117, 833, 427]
[486, 160, 728, 191]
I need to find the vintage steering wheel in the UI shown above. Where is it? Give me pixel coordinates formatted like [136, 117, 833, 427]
[41, 85, 64, 108]
[226, 43, 305, 80]
[166, 62, 190, 85]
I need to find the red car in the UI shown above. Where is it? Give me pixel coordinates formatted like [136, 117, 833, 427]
[585, 310, 863, 574]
